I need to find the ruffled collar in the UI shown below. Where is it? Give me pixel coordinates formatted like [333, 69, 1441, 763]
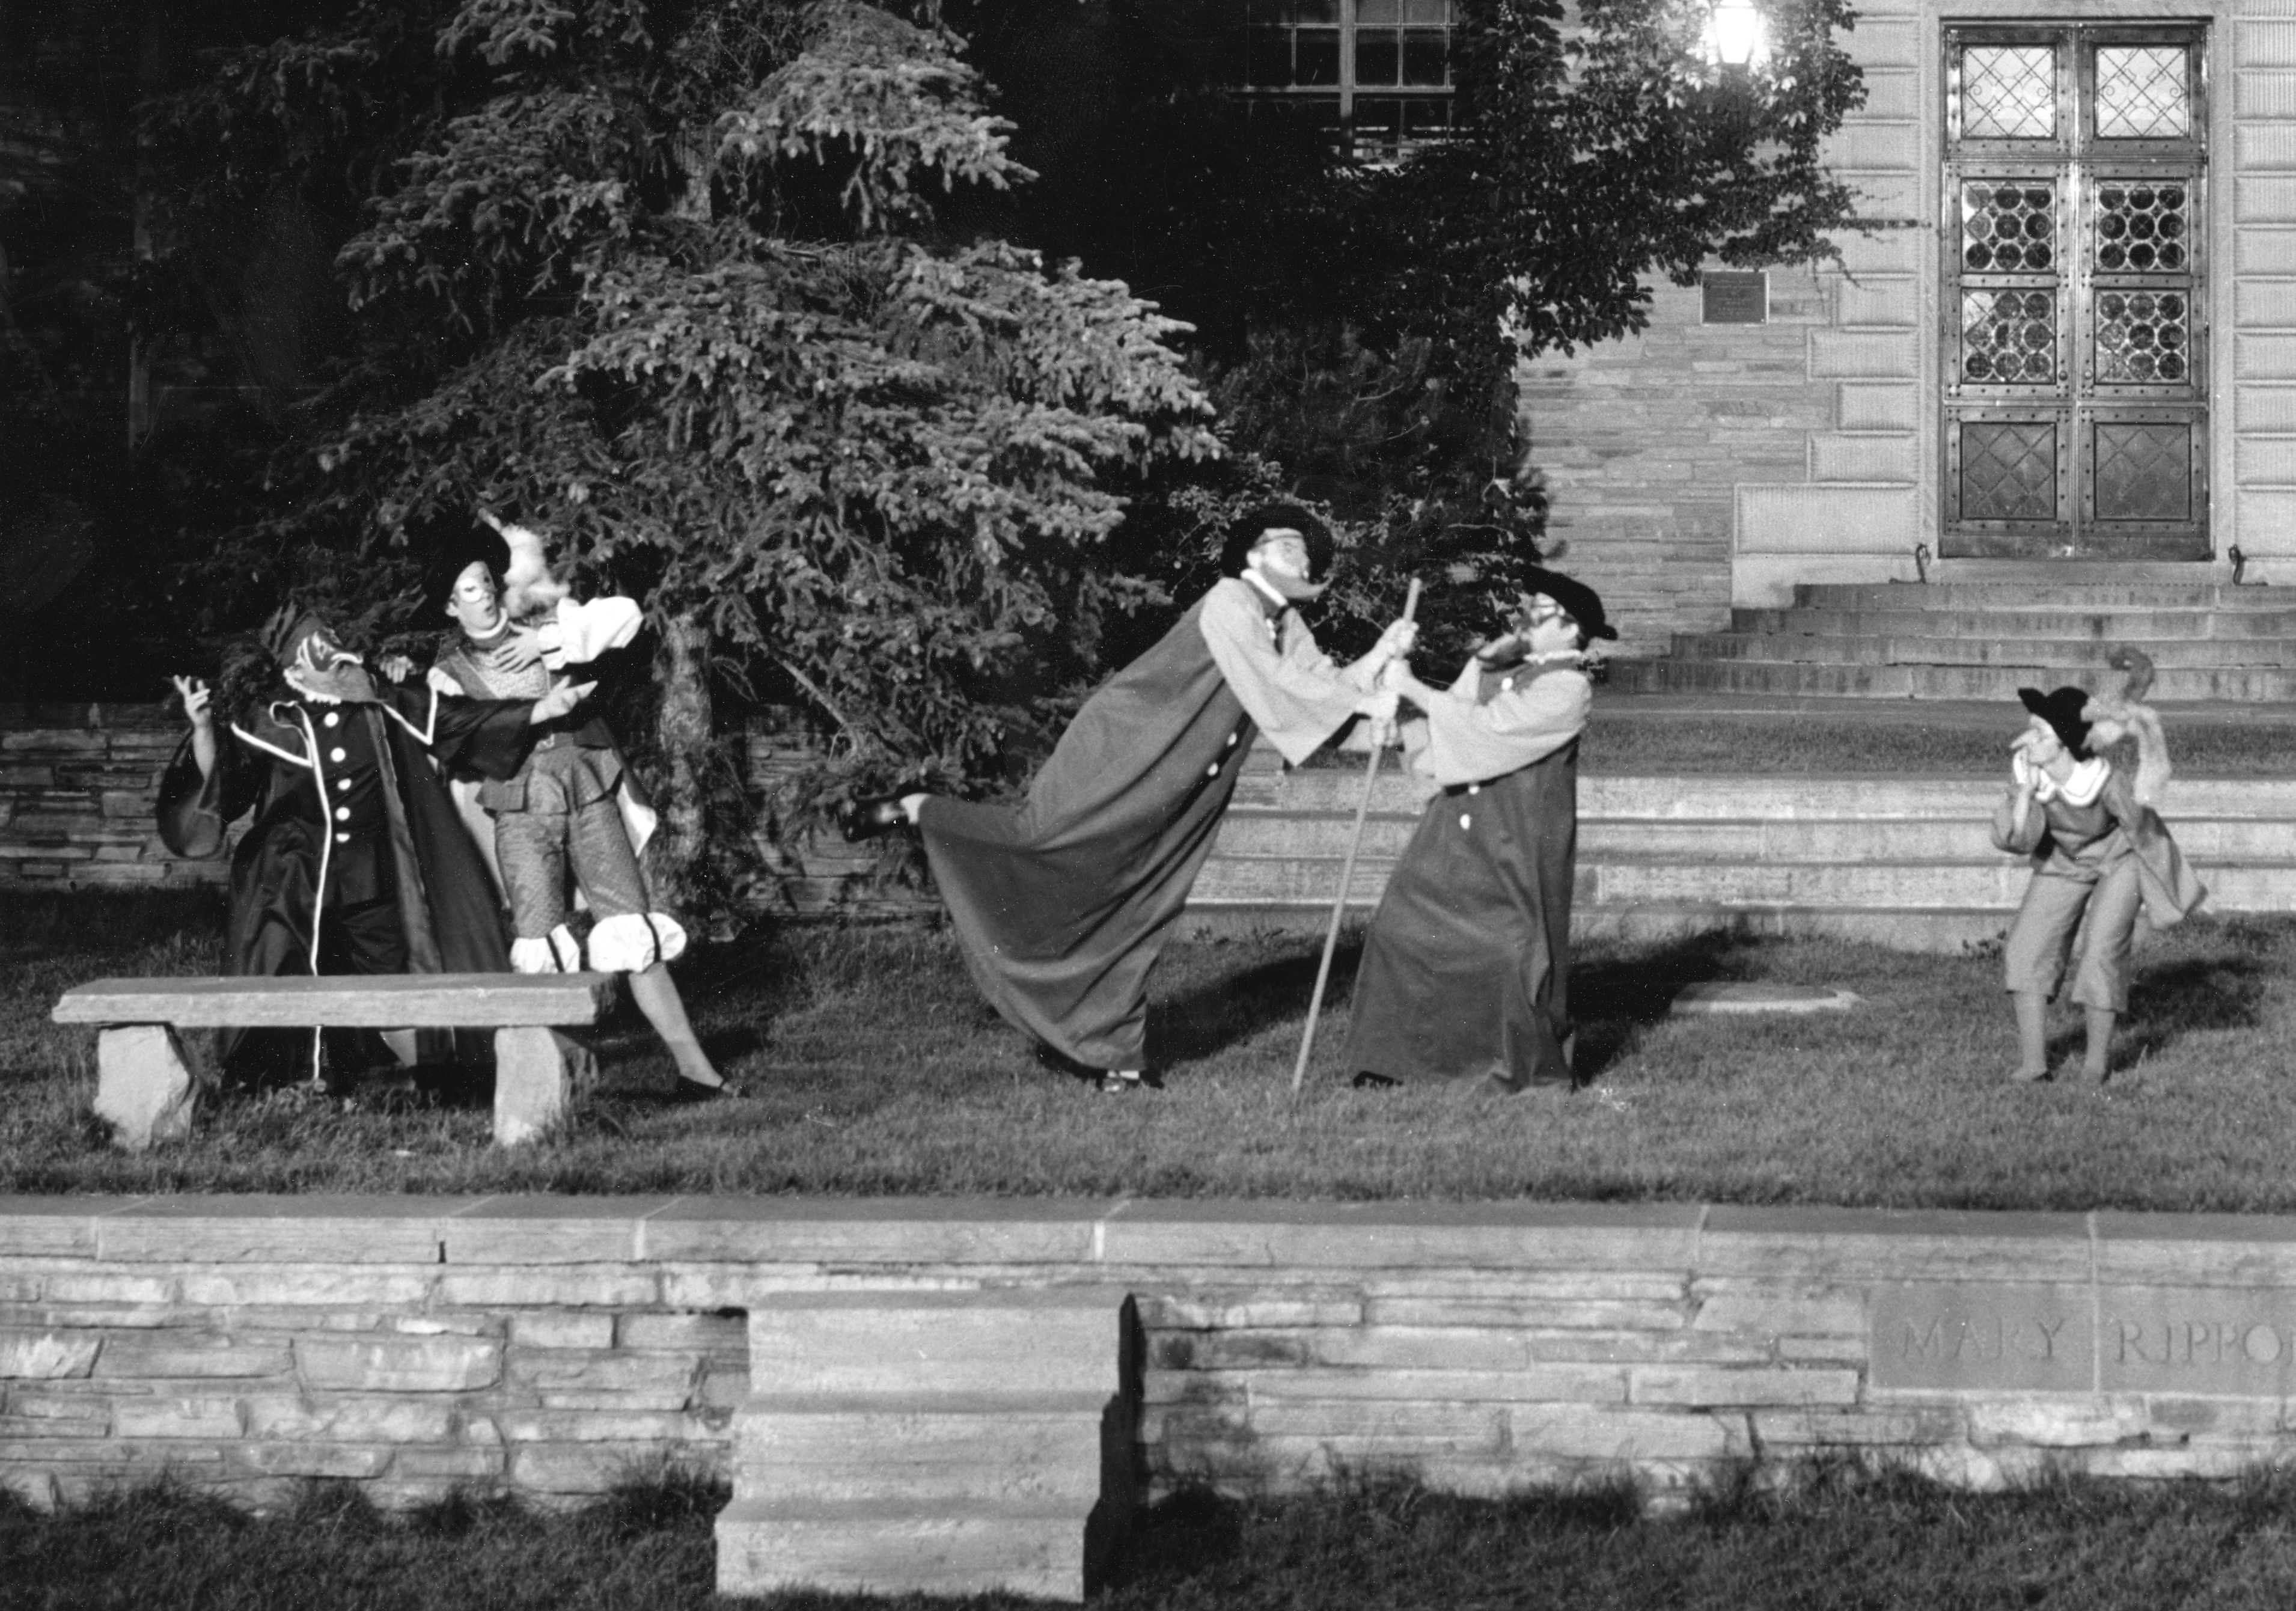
[2015, 750, 2109, 807]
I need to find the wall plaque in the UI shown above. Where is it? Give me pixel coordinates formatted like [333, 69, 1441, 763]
[1870, 1283, 2090, 1392]
[1872, 1283, 2296, 1396]
[1702, 271, 1768, 324]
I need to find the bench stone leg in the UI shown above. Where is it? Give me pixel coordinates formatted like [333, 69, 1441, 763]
[493, 1027, 593, 1146]
[93, 1026, 198, 1151]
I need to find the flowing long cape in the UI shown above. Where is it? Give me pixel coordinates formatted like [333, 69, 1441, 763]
[918, 580, 1364, 1071]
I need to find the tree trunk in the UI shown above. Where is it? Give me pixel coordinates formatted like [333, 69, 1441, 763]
[649, 611, 715, 917]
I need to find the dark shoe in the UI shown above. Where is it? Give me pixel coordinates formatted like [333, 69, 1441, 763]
[671, 1075, 748, 1102]
[1351, 1072, 1399, 1090]
[838, 796, 909, 842]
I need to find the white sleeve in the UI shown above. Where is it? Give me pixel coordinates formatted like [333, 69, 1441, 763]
[547, 597, 644, 668]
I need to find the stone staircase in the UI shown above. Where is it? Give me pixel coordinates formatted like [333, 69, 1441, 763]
[1186, 762, 2296, 950]
[716, 1289, 1134, 1603]
[1607, 574, 2296, 700]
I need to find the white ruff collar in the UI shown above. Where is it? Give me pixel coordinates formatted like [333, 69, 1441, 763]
[2015, 750, 2108, 807]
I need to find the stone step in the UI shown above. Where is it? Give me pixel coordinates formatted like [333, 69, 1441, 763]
[1178, 902, 2013, 951]
[1192, 852, 2286, 913]
[1672, 634, 2296, 669]
[746, 1291, 1120, 1397]
[1729, 607, 2296, 639]
[716, 1497, 1087, 1601]
[1245, 772, 2294, 818]
[732, 1394, 1106, 1505]
[1214, 812, 2296, 863]
[1605, 659, 2296, 701]
[1794, 582, 2285, 609]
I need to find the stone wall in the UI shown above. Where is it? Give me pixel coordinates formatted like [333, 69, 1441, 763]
[8, 1197, 2296, 1513]
[0, 706, 932, 919]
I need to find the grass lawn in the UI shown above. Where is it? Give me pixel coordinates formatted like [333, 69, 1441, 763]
[7, 891, 2296, 1209]
[13, 1467, 2296, 1610]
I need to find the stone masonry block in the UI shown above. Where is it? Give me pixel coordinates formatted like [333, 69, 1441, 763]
[511, 1313, 617, 1350]
[492, 1027, 583, 1147]
[1232, 1365, 1631, 1406]
[237, 1443, 394, 1479]
[1966, 1399, 2152, 1449]
[5, 1389, 110, 1422]
[497, 1410, 697, 1444]
[175, 1269, 439, 1309]
[1522, 1330, 1774, 1366]
[1509, 1405, 1736, 1463]
[615, 1313, 746, 1353]
[392, 1447, 510, 1482]
[1691, 1286, 1866, 1338]
[1360, 1272, 1687, 1304]
[509, 1352, 699, 1398]
[2144, 1397, 2291, 1439]
[1135, 1290, 1366, 1330]
[1750, 1405, 1965, 1447]
[0, 1331, 100, 1380]
[1362, 1298, 1685, 1330]
[243, 1396, 458, 1443]
[434, 1268, 662, 1309]
[1629, 1368, 1860, 1408]
[298, 1336, 501, 1393]
[509, 1443, 664, 1493]
[92, 1026, 198, 1152]
[94, 1334, 296, 1378]
[1310, 1328, 1535, 1373]
[1245, 1402, 1509, 1449]
[112, 1396, 246, 1439]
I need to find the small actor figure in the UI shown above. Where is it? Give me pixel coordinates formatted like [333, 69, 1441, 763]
[1340, 571, 1615, 1096]
[160, 606, 588, 1083]
[1995, 678, 2206, 1084]
[844, 504, 1415, 1090]
[426, 516, 730, 1096]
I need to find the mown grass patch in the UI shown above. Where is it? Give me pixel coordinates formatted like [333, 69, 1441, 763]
[12, 1466, 2296, 1610]
[8, 891, 2296, 1208]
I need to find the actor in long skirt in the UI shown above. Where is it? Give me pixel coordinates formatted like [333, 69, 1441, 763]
[1342, 570, 1616, 1095]
[845, 506, 1416, 1089]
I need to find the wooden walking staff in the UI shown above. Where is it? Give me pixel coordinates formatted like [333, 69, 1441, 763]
[1290, 575, 1421, 1093]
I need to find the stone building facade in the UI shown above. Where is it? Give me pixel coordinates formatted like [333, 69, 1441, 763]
[1534, 0, 2296, 652]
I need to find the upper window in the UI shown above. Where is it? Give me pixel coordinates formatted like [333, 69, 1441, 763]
[1231, 0, 1456, 160]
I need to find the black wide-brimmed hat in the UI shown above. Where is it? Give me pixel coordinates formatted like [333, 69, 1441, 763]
[1220, 503, 1336, 582]
[1521, 566, 1617, 641]
[423, 521, 513, 608]
[2018, 685, 2094, 759]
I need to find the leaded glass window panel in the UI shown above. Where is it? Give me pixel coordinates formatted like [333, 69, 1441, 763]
[1961, 290, 2057, 385]
[1961, 182, 2056, 273]
[1962, 46, 2057, 139]
[2094, 290, 2190, 384]
[2096, 46, 2190, 138]
[2092, 422, 2191, 521]
[1960, 422, 2060, 522]
[2094, 181, 2189, 274]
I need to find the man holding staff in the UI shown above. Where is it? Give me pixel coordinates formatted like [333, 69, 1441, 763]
[845, 504, 1417, 1090]
[1342, 569, 1614, 1096]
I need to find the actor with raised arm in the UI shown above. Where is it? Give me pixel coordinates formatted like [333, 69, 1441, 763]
[843, 504, 1415, 1091]
[159, 605, 588, 1086]
[1993, 676, 2205, 1084]
[425, 516, 731, 1098]
[1341, 570, 1614, 1097]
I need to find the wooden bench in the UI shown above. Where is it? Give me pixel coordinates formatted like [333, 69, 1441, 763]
[53, 974, 613, 1151]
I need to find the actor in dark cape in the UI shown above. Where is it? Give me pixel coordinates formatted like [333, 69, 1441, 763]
[1341, 570, 1616, 1095]
[846, 506, 1417, 1087]
[158, 606, 586, 1081]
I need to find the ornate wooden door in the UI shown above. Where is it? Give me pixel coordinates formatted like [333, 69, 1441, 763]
[1941, 25, 2209, 560]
